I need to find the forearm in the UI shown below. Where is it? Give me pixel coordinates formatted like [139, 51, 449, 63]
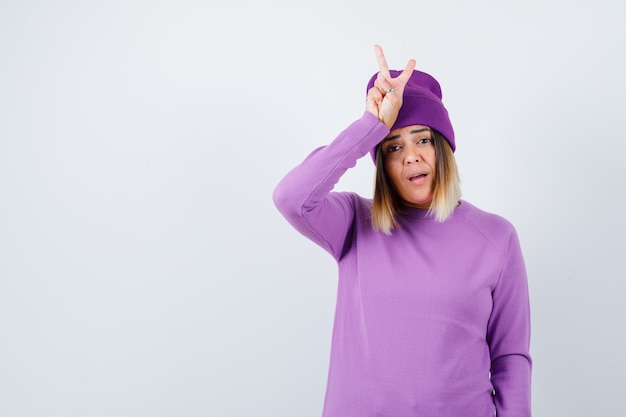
[488, 230, 532, 416]
[492, 354, 532, 416]
[272, 112, 388, 255]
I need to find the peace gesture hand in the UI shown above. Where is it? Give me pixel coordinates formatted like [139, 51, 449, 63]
[366, 45, 416, 130]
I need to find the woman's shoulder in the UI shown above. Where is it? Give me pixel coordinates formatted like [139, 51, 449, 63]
[454, 200, 519, 245]
[334, 191, 373, 211]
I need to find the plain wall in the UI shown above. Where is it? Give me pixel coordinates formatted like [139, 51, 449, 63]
[1, 0, 625, 416]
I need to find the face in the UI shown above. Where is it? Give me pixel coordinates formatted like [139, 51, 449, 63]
[381, 125, 436, 209]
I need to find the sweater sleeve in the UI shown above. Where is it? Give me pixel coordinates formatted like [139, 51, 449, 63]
[487, 227, 532, 417]
[272, 112, 389, 260]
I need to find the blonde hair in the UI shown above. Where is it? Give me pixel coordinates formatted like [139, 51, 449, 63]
[371, 130, 461, 234]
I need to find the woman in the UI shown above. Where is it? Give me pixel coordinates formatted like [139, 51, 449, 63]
[273, 45, 531, 417]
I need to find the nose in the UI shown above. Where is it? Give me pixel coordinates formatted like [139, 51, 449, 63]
[403, 147, 420, 164]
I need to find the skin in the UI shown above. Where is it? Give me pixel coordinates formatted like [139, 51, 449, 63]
[365, 44, 415, 130]
[365, 46, 435, 208]
[381, 125, 436, 208]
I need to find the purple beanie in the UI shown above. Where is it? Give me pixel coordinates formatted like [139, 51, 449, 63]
[367, 69, 455, 160]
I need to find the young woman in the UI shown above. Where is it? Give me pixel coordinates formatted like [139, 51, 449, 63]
[273, 45, 532, 417]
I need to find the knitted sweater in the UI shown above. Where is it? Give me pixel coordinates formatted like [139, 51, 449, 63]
[273, 112, 532, 417]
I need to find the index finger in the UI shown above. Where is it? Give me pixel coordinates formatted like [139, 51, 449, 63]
[374, 44, 391, 81]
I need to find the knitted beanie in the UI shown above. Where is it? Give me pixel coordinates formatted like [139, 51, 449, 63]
[367, 69, 455, 160]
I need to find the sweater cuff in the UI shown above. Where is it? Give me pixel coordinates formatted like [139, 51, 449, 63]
[354, 111, 390, 157]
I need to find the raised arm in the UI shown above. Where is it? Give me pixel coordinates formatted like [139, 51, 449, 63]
[273, 45, 415, 259]
[272, 112, 388, 259]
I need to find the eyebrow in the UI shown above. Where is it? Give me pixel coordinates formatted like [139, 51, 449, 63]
[382, 127, 432, 142]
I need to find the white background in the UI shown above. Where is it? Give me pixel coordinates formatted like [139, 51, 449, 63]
[1, 1, 625, 416]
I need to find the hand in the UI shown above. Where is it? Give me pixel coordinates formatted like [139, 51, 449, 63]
[366, 45, 416, 130]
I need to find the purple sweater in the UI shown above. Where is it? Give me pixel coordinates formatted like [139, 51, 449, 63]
[273, 112, 532, 417]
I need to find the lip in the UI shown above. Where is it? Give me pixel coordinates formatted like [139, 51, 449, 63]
[407, 172, 428, 183]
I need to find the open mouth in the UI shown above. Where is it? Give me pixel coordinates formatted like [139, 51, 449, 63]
[409, 173, 427, 181]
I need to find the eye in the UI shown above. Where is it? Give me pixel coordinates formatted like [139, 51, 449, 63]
[417, 138, 433, 145]
[386, 145, 401, 153]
